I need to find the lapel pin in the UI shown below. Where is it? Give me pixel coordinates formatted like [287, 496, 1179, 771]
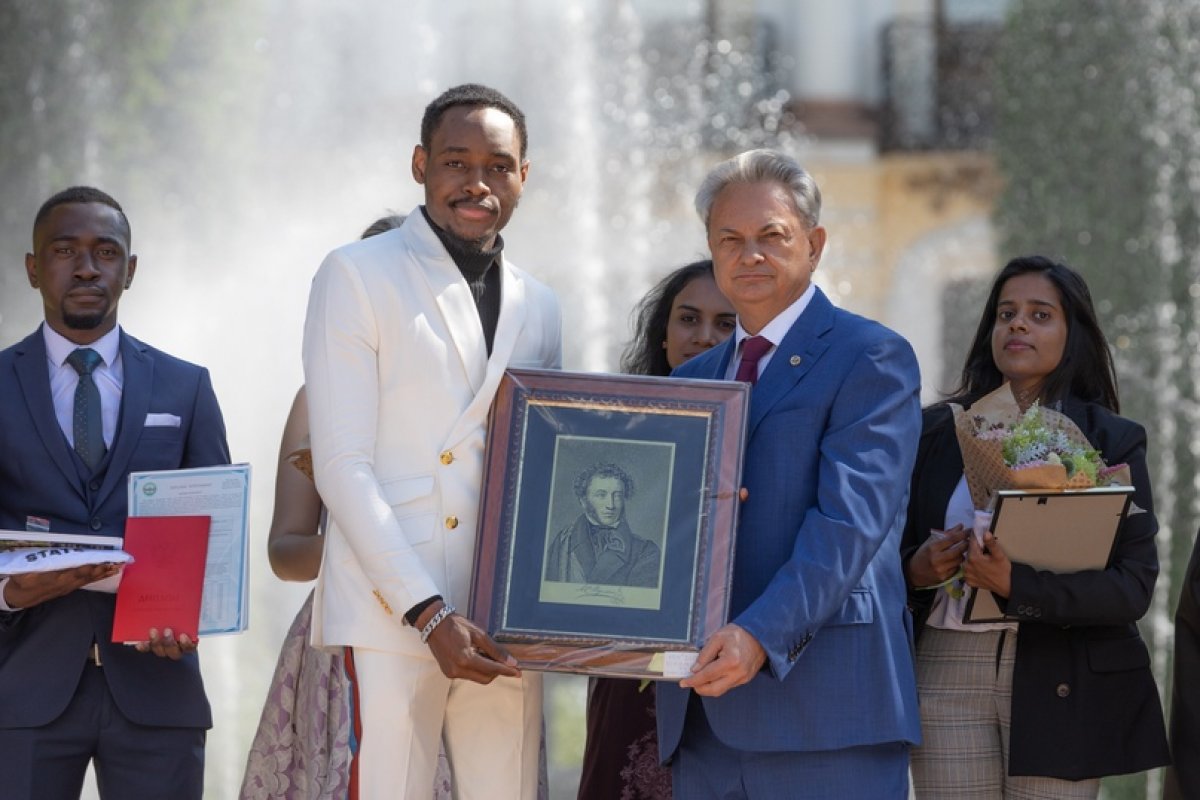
[789, 355, 802, 366]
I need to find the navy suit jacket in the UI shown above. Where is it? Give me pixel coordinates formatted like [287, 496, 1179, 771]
[0, 327, 229, 729]
[658, 288, 923, 758]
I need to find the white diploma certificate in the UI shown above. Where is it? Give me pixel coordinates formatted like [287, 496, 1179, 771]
[127, 464, 251, 635]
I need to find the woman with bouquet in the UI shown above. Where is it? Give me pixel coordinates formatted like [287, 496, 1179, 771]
[900, 256, 1169, 797]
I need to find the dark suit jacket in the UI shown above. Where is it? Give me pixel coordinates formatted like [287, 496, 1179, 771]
[0, 327, 229, 729]
[900, 400, 1170, 779]
[1165, 528, 1200, 799]
[544, 515, 661, 588]
[658, 288, 923, 765]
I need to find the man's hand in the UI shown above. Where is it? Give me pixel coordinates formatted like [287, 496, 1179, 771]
[418, 601, 521, 684]
[963, 531, 1012, 598]
[3, 563, 120, 609]
[679, 623, 766, 697]
[132, 627, 197, 660]
[906, 524, 968, 588]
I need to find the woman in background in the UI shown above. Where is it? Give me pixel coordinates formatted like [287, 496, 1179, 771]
[240, 385, 352, 800]
[239, 215, 401, 800]
[900, 256, 1169, 798]
[577, 259, 736, 800]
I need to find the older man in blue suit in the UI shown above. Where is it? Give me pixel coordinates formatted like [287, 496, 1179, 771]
[0, 187, 229, 799]
[657, 150, 922, 798]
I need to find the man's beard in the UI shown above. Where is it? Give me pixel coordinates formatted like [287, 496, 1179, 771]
[442, 225, 492, 254]
[63, 308, 106, 330]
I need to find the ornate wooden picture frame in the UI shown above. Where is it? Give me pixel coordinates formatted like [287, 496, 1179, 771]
[469, 368, 749, 680]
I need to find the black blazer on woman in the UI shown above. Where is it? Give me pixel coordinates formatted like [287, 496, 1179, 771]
[900, 398, 1170, 780]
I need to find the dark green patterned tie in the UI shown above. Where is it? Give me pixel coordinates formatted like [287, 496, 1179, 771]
[66, 348, 106, 471]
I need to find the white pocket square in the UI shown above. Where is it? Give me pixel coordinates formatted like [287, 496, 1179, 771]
[144, 412, 182, 428]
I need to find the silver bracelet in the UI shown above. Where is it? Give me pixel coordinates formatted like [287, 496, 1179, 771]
[419, 603, 455, 644]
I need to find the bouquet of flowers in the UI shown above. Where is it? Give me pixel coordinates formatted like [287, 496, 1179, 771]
[951, 383, 1130, 510]
[920, 384, 1132, 601]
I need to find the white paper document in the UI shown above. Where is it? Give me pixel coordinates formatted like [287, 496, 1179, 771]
[662, 651, 699, 679]
[0, 529, 132, 577]
[127, 464, 251, 636]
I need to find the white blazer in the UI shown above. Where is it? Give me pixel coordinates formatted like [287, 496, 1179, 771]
[302, 210, 562, 655]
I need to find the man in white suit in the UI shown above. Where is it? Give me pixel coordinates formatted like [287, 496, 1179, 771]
[303, 84, 561, 799]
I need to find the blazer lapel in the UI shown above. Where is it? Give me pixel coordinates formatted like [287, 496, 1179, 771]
[442, 259, 528, 450]
[96, 333, 152, 506]
[745, 290, 835, 439]
[926, 416, 966, 521]
[13, 329, 83, 498]
[408, 213, 488, 393]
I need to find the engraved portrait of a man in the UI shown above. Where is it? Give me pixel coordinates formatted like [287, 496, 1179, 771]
[543, 462, 662, 588]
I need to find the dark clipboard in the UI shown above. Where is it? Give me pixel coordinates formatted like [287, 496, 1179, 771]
[962, 486, 1135, 623]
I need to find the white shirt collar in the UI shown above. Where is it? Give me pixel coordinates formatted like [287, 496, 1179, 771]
[732, 282, 817, 352]
[42, 323, 121, 369]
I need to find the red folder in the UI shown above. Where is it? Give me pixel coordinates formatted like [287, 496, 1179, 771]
[111, 515, 210, 643]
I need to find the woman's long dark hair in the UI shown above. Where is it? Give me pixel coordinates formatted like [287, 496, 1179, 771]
[950, 255, 1120, 413]
[620, 260, 716, 377]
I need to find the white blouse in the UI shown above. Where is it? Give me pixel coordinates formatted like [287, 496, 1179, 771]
[924, 474, 1018, 633]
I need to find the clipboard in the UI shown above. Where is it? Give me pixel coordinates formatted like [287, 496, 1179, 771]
[963, 486, 1134, 623]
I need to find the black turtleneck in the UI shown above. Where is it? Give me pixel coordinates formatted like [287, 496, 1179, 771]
[421, 206, 502, 355]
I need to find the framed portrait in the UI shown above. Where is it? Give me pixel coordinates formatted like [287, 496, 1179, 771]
[469, 368, 749, 680]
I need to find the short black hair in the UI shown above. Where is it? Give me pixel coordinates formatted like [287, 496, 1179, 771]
[573, 463, 635, 500]
[420, 84, 528, 160]
[33, 186, 131, 247]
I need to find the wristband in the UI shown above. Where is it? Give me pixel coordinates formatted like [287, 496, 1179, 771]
[419, 603, 455, 644]
[404, 594, 443, 626]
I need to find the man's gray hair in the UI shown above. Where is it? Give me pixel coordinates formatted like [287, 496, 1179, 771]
[694, 149, 822, 230]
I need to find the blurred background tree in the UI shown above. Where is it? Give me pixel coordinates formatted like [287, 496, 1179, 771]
[3, 1, 1197, 796]
[995, 2, 1200, 795]
[0, 0, 258, 343]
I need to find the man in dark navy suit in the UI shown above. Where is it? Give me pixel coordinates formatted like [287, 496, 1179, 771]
[0, 186, 230, 799]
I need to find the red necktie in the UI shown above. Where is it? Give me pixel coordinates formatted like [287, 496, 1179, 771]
[734, 335, 773, 385]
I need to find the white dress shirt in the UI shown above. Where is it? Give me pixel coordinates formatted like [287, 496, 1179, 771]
[724, 282, 816, 381]
[44, 323, 123, 448]
[924, 475, 1017, 633]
